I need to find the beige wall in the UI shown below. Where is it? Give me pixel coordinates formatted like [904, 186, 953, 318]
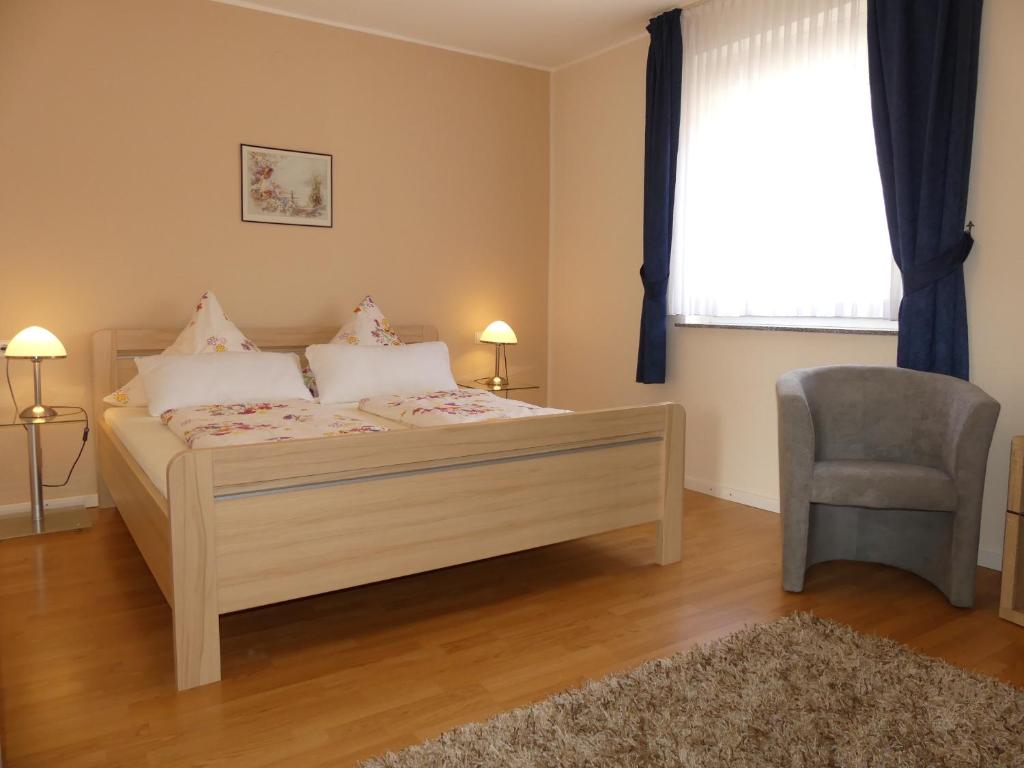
[0, 0, 549, 507]
[549, 0, 1024, 569]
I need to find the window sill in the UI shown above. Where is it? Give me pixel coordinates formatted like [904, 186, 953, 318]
[673, 315, 898, 336]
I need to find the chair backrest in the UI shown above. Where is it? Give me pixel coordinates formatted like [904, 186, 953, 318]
[796, 365, 977, 469]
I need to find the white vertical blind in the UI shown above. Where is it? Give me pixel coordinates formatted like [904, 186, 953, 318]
[668, 0, 899, 320]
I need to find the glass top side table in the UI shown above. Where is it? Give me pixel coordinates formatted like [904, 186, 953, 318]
[0, 406, 91, 540]
[461, 379, 541, 399]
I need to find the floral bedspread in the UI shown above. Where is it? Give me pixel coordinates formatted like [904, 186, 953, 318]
[161, 400, 391, 449]
[358, 389, 567, 428]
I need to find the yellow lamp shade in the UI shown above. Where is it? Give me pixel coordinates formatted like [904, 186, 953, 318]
[480, 320, 518, 345]
[5, 326, 67, 359]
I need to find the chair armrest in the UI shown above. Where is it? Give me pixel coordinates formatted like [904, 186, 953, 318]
[777, 374, 815, 507]
[777, 374, 816, 591]
[943, 389, 1000, 500]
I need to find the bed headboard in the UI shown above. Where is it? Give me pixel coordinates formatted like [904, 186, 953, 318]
[91, 324, 439, 416]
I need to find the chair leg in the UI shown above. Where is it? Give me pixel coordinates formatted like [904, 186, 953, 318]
[781, 503, 810, 592]
[782, 559, 807, 593]
[946, 559, 977, 608]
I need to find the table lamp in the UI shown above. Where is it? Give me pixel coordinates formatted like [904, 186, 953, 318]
[1, 324, 89, 539]
[479, 320, 517, 388]
[5, 325, 67, 419]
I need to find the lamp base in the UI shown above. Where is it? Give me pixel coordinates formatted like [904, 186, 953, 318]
[19, 404, 58, 421]
[0, 505, 91, 540]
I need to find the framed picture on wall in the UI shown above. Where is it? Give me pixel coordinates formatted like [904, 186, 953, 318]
[240, 144, 332, 227]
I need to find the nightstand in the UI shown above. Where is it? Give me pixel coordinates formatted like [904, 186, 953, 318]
[0, 405, 91, 540]
[462, 379, 540, 399]
[1001, 436, 1024, 626]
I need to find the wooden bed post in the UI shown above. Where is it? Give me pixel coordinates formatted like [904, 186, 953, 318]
[167, 451, 221, 690]
[657, 403, 685, 565]
[91, 330, 116, 508]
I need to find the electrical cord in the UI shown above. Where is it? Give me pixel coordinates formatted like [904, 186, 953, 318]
[5, 356, 16, 414]
[43, 415, 89, 488]
[4, 356, 90, 488]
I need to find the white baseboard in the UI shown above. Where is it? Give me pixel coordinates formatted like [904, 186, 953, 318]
[0, 493, 99, 518]
[685, 476, 780, 513]
[685, 477, 1002, 571]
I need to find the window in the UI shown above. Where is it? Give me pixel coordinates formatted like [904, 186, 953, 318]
[668, 0, 899, 329]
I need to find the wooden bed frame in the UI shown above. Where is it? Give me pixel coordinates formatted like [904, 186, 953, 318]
[92, 326, 685, 691]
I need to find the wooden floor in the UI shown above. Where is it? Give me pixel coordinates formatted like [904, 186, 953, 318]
[1, 491, 1022, 767]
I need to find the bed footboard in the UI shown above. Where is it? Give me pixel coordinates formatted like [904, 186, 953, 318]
[160, 403, 683, 690]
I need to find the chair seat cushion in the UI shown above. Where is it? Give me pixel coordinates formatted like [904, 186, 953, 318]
[810, 460, 957, 512]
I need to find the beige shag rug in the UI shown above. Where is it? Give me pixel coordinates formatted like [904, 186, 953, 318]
[360, 613, 1024, 767]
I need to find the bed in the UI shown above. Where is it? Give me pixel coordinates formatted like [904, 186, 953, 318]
[92, 325, 685, 691]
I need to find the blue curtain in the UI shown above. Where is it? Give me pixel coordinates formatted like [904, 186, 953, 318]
[867, 0, 983, 380]
[637, 9, 682, 384]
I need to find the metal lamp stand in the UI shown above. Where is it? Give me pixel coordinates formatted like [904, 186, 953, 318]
[0, 358, 90, 540]
[483, 342, 509, 388]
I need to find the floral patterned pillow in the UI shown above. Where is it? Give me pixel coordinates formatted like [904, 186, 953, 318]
[301, 364, 318, 399]
[104, 291, 259, 407]
[330, 295, 403, 347]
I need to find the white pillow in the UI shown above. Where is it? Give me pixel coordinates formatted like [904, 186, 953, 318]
[307, 342, 457, 404]
[105, 291, 259, 407]
[137, 352, 312, 418]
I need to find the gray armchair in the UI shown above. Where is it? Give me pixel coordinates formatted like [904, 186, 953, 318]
[777, 365, 999, 607]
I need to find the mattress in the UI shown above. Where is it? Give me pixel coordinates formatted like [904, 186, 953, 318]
[104, 403, 409, 498]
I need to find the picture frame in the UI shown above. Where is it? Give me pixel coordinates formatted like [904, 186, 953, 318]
[240, 144, 333, 228]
